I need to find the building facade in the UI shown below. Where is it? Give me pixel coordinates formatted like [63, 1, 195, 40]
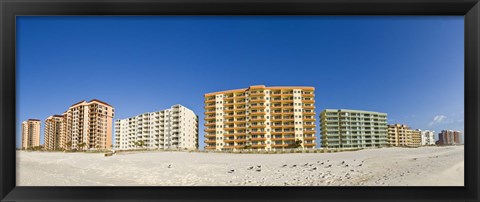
[320, 109, 388, 148]
[387, 124, 408, 146]
[419, 130, 435, 146]
[62, 99, 115, 150]
[44, 115, 65, 150]
[114, 104, 198, 150]
[437, 130, 462, 145]
[21, 119, 41, 149]
[204, 85, 316, 151]
[408, 129, 421, 147]
[387, 124, 421, 147]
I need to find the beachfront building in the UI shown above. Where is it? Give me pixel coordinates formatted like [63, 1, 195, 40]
[409, 129, 422, 147]
[114, 104, 198, 151]
[387, 124, 408, 146]
[387, 124, 421, 147]
[436, 130, 462, 145]
[419, 130, 435, 146]
[320, 109, 388, 148]
[44, 115, 65, 150]
[204, 85, 316, 151]
[21, 119, 41, 149]
[63, 99, 115, 150]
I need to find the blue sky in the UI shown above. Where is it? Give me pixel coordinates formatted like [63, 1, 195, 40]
[16, 16, 464, 149]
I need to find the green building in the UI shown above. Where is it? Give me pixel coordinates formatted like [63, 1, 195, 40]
[320, 109, 388, 148]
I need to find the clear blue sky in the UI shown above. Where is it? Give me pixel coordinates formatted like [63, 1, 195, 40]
[16, 16, 464, 149]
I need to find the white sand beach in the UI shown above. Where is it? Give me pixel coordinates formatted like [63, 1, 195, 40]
[16, 145, 464, 186]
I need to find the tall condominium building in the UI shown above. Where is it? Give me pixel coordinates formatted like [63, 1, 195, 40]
[387, 124, 421, 147]
[21, 119, 41, 149]
[114, 104, 198, 150]
[320, 109, 388, 148]
[419, 130, 435, 146]
[63, 99, 115, 150]
[44, 115, 65, 150]
[204, 85, 316, 151]
[437, 130, 462, 145]
[387, 124, 409, 147]
[409, 129, 421, 147]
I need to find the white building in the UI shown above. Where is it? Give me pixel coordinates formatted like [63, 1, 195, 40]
[114, 104, 198, 151]
[418, 129, 435, 146]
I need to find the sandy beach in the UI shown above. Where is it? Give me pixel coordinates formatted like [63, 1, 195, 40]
[16, 145, 464, 186]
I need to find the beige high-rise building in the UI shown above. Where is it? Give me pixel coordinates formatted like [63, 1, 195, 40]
[44, 115, 65, 150]
[204, 85, 316, 151]
[408, 129, 421, 147]
[21, 119, 41, 149]
[388, 124, 421, 147]
[62, 99, 115, 150]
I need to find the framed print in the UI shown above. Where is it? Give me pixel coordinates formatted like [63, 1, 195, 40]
[1, 0, 479, 201]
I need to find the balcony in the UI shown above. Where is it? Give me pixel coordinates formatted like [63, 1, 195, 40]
[234, 126, 247, 130]
[204, 99, 215, 104]
[302, 111, 316, 115]
[304, 143, 316, 147]
[250, 111, 266, 115]
[303, 117, 315, 121]
[251, 131, 266, 135]
[252, 144, 266, 148]
[205, 122, 216, 126]
[223, 114, 234, 118]
[302, 99, 315, 103]
[304, 136, 316, 140]
[250, 105, 266, 109]
[204, 128, 215, 132]
[234, 139, 247, 143]
[303, 124, 316, 128]
[250, 125, 266, 128]
[250, 98, 266, 103]
[302, 93, 315, 97]
[224, 139, 235, 143]
[250, 92, 265, 96]
[251, 137, 267, 141]
[205, 146, 216, 150]
[224, 108, 234, 112]
[271, 124, 283, 128]
[204, 139, 216, 144]
[204, 111, 215, 115]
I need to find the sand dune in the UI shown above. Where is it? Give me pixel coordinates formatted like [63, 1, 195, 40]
[16, 145, 464, 186]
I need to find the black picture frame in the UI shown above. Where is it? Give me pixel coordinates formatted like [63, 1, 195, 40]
[1, 0, 479, 201]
